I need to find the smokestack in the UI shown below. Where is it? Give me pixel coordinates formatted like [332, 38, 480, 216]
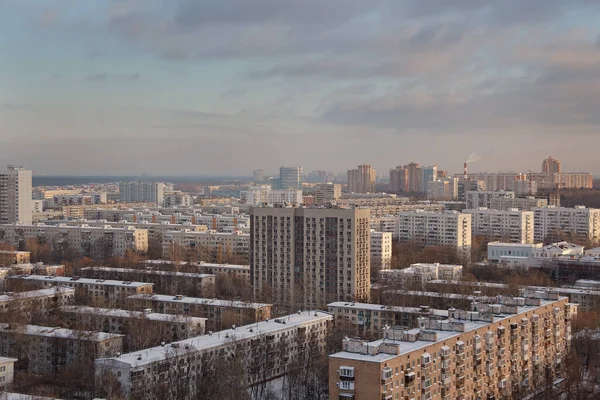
[463, 162, 468, 181]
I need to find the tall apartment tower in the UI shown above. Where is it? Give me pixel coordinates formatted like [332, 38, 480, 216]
[347, 165, 376, 193]
[389, 166, 409, 193]
[118, 182, 165, 205]
[250, 206, 371, 309]
[252, 169, 265, 182]
[316, 183, 342, 204]
[406, 162, 422, 192]
[279, 166, 303, 190]
[0, 165, 32, 225]
[421, 165, 438, 188]
[542, 156, 561, 173]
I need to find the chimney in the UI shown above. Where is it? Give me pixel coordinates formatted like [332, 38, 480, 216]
[463, 162, 468, 181]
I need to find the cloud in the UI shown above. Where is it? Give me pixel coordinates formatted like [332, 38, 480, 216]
[83, 73, 141, 82]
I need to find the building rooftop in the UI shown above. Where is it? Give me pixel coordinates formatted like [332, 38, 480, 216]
[127, 294, 271, 309]
[7, 275, 153, 288]
[59, 306, 207, 324]
[80, 267, 215, 279]
[0, 324, 123, 342]
[330, 296, 568, 363]
[0, 393, 63, 400]
[327, 302, 448, 318]
[0, 287, 75, 303]
[97, 311, 331, 368]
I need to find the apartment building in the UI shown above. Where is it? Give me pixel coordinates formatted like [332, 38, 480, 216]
[240, 184, 272, 205]
[462, 172, 522, 192]
[0, 287, 75, 315]
[328, 302, 448, 337]
[529, 172, 593, 190]
[0, 251, 30, 265]
[315, 183, 342, 204]
[0, 324, 123, 375]
[0, 224, 148, 258]
[370, 231, 392, 270]
[533, 206, 600, 242]
[7, 275, 153, 306]
[0, 357, 16, 390]
[126, 294, 271, 332]
[250, 206, 371, 308]
[489, 197, 548, 211]
[0, 166, 32, 225]
[124, 213, 248, 233]
[465, 190, 515, 209]
[278, 166, 303, 190]
[427, 178, 458, 201]
[348, 165, 376, 193]
[397, 211, 471, 257]
[457, 180, 486, 202]
[59, 306, 206, 352]
[79, 267, 215, 297]
[162, 192, 193, 208]
[329, 292, 576, 400]
[191, 261, 250, 283]
[161, 230, 250, 263]
[371, 215, 399, 239]
[487, 241, 584, 268]
[119, 182, 165, 205]
[379, 263, 463, 289]
[542, 156, 561, 174]
[95, 311, 332, 400]
[464, 208, 534, 244]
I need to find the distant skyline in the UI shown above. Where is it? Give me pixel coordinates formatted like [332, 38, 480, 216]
[2, 1, 600, 175]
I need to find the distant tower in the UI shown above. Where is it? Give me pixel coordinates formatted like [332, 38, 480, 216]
[252, 169, 265, 182]
[542, 156, 561, 174]
[0, 165, 33, 224]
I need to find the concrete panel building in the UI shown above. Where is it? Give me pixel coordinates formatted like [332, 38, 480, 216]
[464, 208, 534, 244]
[250, 206, 371, 308]
[118, 182, 165, 205]
[0, 166, 32, 225]
[533, 206, 600, 243]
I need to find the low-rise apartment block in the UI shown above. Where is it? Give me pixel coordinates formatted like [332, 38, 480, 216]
[142, 260, 250, 283]
[6, 275, 153, 306]
[0, 251, 30, 265]
[0, 287, 75, 315]
[0, 357, 16, 391]
[79, 267, 215, 297]
[95, 311, 333, 399]
[370, 231, 392, 269]
[487, 241, 584, 268]
[59, 306, 206, 352]
[126, 294, 271, 332]
[0, 324, 123, 374]
[464, 208, 534, 244]
[329, 292, 576, 400]
[0, 224, 148, 258]
[397, 211, 471, 257]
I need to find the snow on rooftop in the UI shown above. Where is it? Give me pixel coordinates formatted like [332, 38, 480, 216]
[96, 311, 331, 368]
[0, 324, 123, 342]
[59, 306, 206, 323]
[0, 287, 75, 303]
[79, 267, 215, 279]
[7, 275, 153, 288]
[327, 302, 448, 318]
[127, 294, 270, 309]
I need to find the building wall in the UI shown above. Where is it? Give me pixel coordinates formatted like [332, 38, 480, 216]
[0, 166, 32, 225]
[464, 208, 534, 244]
[534, 206, 600, 242]
[250, 207, 371, 309]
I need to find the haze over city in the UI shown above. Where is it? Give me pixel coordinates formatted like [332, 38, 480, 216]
[2, 0, 600, 175]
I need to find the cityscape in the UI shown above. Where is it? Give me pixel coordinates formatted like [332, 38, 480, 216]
[2, 1, 600, 400]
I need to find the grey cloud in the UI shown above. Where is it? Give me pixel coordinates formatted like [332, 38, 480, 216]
[222, 88, 246, 98]
[83, 73, 141, 82]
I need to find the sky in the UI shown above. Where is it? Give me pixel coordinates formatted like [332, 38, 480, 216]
[1, 0, 600, 176]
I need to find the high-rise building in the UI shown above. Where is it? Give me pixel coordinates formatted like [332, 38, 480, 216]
[0, 165, 32, 225]
[252, 169, 265, 182]
[457, 180, 486, 201]
[542, 156, 561, 173]
[370, 230, 392, 269]
[250, 206, 371, 308]
[118, 182, 165, 205]
[465, 190, 515, 209]
[389, 166, 409, 193]
[329, 292, 576, 400]
[347, 165, 376, 193]
[427, 177, 458, 200]
[278, 166, 303, 190]
[407, 162, 422, 192]
[421, 165, 438, 188]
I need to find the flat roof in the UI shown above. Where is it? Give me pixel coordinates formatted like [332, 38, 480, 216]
[59, 306, 207, 323]
[0, 287, 75, 302]
[0, 324, 123, 342]
[80, 267, 215, 279]
[327, 302, 448, 318]
[96, 311, 332, 368]
[127, 294, 271, 309]
[330, 297, 566, 363]
[7, 275, 153, 288]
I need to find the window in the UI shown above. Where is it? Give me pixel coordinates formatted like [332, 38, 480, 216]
[339, 367, 354, 378]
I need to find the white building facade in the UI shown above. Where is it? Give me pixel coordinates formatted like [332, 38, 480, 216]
[370, 230, 392, 269]
[533, 206, 600, 242]
[0, 166, 32, 225]
[464, 208, 534, 244]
